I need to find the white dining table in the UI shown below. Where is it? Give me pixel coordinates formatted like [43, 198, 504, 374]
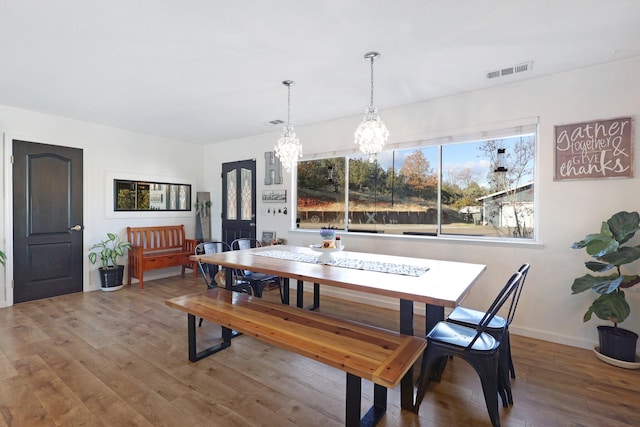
[193, 244, 486, 410]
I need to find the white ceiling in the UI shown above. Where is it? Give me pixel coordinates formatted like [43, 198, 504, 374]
[1, 1, 639, 145]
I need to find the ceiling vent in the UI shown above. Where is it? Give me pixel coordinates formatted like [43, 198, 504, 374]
[487, 61, 533, 79]
[268, 119, 284, 125]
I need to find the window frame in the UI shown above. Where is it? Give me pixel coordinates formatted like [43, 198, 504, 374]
[293, 119, 540, 244]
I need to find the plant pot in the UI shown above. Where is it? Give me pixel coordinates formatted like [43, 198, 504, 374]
[98, 265, 125, 292]
[597, 325, 638, 362]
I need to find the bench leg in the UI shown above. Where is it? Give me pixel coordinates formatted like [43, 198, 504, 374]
[346, 373, 387, 427]
[345, 373, 361, 427]
[187, 313, 232, 362]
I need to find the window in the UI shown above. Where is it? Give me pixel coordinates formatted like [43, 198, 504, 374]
[296, 123, 537, 240]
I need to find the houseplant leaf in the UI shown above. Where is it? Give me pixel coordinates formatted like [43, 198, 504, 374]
[585, 261, 614, 273]
[571, 273, 623, 295]
[607, 211, 640, 245]
[584, 291, 630, 324]
[599, 245, 640, 266]
[571, 226, 618, 257]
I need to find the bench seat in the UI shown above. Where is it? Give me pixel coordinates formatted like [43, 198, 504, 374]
[127, 225, 198, 289]
[166, 288, 427, 426]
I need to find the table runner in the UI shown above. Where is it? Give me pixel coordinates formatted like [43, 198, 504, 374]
[253, 250, 429, 277]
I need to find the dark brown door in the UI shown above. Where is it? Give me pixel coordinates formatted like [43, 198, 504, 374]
[13, 140, 84, 303]
[221, 159, 256, 247]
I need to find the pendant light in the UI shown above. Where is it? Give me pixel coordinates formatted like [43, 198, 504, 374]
[274, 80, 302, 173]
[354, 51, 389, 162]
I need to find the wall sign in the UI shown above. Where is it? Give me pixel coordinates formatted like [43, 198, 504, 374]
[554, 116, 633, 180]
[264, 151, 283, 185]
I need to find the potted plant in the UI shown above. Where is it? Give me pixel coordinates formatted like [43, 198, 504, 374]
[88, 232, 131, 292]
[571, 210, 640, 363]
[319, 225, 337, 241]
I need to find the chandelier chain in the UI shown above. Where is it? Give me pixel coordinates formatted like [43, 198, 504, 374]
[369, 55, 375, 107]
[287, 83, 292, 125]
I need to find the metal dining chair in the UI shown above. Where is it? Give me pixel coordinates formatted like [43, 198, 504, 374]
[231, 238, 283, 303]
[194, 241, 253, 326]
[445, 263, 530, 406]
[413, 271, 524, 427]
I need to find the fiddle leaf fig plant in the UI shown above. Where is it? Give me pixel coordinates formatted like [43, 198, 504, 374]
[88, 233, 131, 269]
[571, 211, 640, 327]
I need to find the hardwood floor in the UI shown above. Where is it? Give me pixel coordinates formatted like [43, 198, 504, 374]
[0, 275, 638, 426]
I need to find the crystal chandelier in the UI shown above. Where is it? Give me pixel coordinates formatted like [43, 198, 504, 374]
[354, 51, 388, 162]
[274, 80, 302, 173]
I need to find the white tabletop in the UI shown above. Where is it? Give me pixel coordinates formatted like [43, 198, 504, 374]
[193, 245, 486, 308]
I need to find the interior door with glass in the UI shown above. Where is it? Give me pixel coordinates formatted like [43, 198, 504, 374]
[221, 159, 256, 246]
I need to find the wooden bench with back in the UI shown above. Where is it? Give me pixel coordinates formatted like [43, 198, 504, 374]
[166, 288, 427, 427]
[127, 225, 198, 289]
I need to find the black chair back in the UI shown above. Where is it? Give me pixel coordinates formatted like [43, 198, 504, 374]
[507, 263, 530, 326]
[195, 241, 230, 289]
[468, 271, 523, 349]
[231, 238, 262, 278]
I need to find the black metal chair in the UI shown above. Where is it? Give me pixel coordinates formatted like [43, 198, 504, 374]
[231, 238, 283, 302]
[446, 263, 530, 406]
[413, 271, 524, 427]
[195, 241, 253, 327]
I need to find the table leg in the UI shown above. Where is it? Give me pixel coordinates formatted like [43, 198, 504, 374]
[282, 278, 290, 305]
[425, 304, 448, 382]
[301, 281, 320, 311]
[425, 303, 444, 333]
[312, 283, 320, 309]
[399, 299, 414, 411]
[296, 280, 304, 308]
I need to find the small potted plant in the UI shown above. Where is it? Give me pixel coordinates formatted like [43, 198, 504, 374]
[88, 232, 131, 291]
[571, 210, 640, 364]
[319, 225, 337, 241]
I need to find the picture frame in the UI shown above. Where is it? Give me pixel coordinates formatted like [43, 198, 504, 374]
[261, 231, 276, 246]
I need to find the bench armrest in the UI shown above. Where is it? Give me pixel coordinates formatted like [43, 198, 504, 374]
[184, 239, 199, 253]
[129, 245, 144, 256]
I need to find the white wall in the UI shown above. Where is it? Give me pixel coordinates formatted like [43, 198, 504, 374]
[0, 106, 204, 306]
[204, 56, 640, 350]
[2, 56, 638, 351]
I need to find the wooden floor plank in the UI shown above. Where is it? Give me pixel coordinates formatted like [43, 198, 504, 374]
[0, 275, 638, 426]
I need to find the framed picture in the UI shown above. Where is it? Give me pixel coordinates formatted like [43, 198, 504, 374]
[261, 231, 276, 246]
[262, 189, 286, 203]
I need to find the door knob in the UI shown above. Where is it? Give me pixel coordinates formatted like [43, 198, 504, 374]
[68, 224, 83, 232]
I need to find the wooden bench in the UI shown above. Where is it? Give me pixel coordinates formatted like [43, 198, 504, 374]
[127, 225, 198, 289]
[165, 288, 427, 427]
